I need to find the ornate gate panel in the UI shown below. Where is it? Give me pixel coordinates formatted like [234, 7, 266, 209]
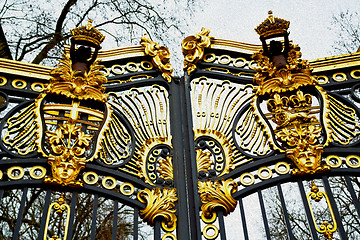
[0, 22, 180, 240]
[1, 12, 360, 240]
[182, 12, 360, 240]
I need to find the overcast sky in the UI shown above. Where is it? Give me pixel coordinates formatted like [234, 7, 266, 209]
[188, 0, 360, 60]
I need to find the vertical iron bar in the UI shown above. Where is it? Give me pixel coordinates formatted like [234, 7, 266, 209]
[297, 180, 319, 240]
[344, 176, 360, 219]
[90, 194, 99, 240]
[112, 200, 118, 240]
[66, 191, 78, 239]
[12, 187, 28, 240]
[277, 184, 295, 240]
[238, 199, 249, 240]
[183, 75, 203, 240]
[154, 220, 161, 240]
[169, 77, 201, 239]
[322, 176, 347, 239]
[0, 189, 4, 201]
[133, 207, 139, 240]
[258, 190, 271, 240]
[217, 210, 227, 240]
[38, 190, 52, 240]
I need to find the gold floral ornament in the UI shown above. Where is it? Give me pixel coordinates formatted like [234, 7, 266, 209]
[198, 179, 238, 220]
[43, 121, 91, 187]
[137, 188, 177, 232]
[307, 181, 337, 240]
[140, 34, 173, 82]
[182, 28, 214, 75]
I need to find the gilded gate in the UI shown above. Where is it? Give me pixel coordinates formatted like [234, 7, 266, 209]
[1, 12, 360, 240]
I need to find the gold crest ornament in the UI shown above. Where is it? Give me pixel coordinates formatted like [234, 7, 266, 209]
[2, 21, 134, 187]
[234, 11, 360, 175]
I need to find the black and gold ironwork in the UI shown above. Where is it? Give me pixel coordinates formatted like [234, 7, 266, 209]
[140, 34, 173, 82]
[307, 181, 337, 240]
[1, 11, 360, 240]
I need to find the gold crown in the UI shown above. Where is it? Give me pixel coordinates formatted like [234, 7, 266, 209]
[255, 11, 290, 38]
[70, 20, 105, 47]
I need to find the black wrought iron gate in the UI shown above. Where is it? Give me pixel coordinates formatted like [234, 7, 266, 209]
[1, 14, 360, 240]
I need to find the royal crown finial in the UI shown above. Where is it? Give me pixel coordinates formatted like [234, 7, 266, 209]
[70, 19, 105, 48]
[255, 11, 290, 39]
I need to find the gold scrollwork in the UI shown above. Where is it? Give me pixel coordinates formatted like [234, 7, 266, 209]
[307, 181, 337, 239]
[248, 60, 257, 70]
[0, 170, 3, 180]
[29, 166, 47, 179]
[202, 224, 219, 240]
[137, 188, 177, 232]
[198, 179, 238, 220]
[100, 67, 110, 77]
[43, 121, 91, 187]
[7, 166, 25, 180]
[140, 34, 173, 82]
[44, 194, 70, 240]
[201, 211, 217, 224]
[182, 28, 214, 75]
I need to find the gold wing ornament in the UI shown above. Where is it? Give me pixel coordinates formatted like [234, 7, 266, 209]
[1, 102, 38, 156]
[322, 92, 360, 146]
[96, 108, 133, 166]
[233, 100, 276, 157]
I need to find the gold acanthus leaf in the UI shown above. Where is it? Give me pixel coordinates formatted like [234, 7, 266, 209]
[196, 149, 213, 172]
[198, 179, 238, 219]
[140, 34, 173, 82]
[48, 53, 108, 102]
[182, 28, 214, 75]
[137, 188, 177, 232]
[157, 156, 173, 180]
